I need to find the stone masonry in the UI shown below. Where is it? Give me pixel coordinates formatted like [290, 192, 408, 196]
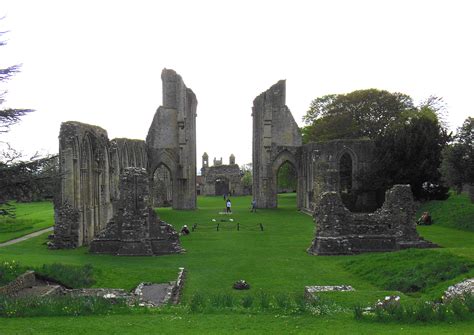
[252, 81, 377, 212]
[53, 69, 197, 249]
[252, 80, 302, 208]
[147, 69, 197, 210]
[52, 121, 147, 248]
[89, 167, 183, 256]
[200, 153, 245, 196]
[307, 185, 437, 255]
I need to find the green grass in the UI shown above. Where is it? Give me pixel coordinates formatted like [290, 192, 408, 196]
[343, 249, 473, 294]
[1, 314, 473, 334]
[416, 191, 474, 231]
[0, 192, 474, 333]
[0, 201, 54, 243]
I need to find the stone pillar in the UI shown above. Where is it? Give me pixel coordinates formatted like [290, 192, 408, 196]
[252, 80, 302, 208]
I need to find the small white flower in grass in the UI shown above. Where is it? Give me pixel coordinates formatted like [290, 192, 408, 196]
[212, 219, 216, 222]
[229, 218, 234, 222]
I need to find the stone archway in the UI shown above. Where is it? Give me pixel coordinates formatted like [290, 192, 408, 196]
[271, 150, 299, 208]
[214, 177, 230, 196]
[152, 163, 173, 207]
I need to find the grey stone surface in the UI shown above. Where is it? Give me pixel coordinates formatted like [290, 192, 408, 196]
[443, 278, 474, 301]
[53, 68, 197, 249]
[252, 80, 302, 209]
[147, 69, 197, 210]
[52, 121, 147, 248]
[89, 167, 183, 256]
[307, 185, 438, 255]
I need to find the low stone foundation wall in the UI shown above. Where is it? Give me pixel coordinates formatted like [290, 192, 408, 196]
[0, 271, 36, 297]
[308, 185, 437, 255]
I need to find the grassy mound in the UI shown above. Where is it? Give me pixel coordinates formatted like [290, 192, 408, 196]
[343, 249, 473, 293]
[417, 191, 474, 231]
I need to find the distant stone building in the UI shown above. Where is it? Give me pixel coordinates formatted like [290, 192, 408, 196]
[200, 153, 245, 196]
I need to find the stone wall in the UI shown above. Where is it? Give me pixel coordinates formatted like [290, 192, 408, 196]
[147, 69, 197, 210]
[251, 81, 378, 213]
[89, 167, 183, 256]
[252, 80, 302, 208]
[200, 154, 244, 196]
[52, 122, 147, 248]
[299, 139, 376, 213]
[307, 185, 437, 255]
[0, 271, 36, 297]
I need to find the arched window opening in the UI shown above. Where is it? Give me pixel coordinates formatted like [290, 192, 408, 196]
[339, 152, 354, 209]
[153, 164, 172, 207]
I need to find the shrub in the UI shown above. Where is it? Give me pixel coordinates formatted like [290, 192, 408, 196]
[257, 291, 270, 310]
[189, 293, 206, 313]
[275, 293, 292, 310]
[0, 260, 25, 286]
[0, 296, 128, 317]
[241, 295, 253, 309]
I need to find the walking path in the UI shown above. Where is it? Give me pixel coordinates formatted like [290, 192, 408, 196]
[0, 227, 53, 248]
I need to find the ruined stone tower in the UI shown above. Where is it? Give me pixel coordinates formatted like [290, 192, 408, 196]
[147, 69, 197, 210]
[252, 80, 302, 208]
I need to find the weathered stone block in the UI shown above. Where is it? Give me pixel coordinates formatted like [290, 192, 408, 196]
[89, 167, 183, 256]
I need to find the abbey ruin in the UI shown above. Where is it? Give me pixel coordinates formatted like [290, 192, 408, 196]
[199, 153, 246, 196]
[252, 80, 435, 254]
[52, 69, 435, 255]
[52, 69, 196, 249]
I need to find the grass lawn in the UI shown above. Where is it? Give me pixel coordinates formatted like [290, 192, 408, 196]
[0, 193, 473, 334]
[0, 202, 54, 243]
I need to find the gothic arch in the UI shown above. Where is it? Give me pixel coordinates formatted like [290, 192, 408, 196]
[336, 147, 358, 193]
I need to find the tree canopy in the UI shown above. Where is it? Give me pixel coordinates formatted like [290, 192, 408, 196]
[302, 89, 414, 142]
[302, 88, 450, 201]
[441, 117, 474, 202]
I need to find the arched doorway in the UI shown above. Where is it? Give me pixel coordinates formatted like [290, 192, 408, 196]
[339, 152, 354, 209]
[215, 177, 229, 196]
[152, 164, 173, 207]
[276, 160, 297, 208]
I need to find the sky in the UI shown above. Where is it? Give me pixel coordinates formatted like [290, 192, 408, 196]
[1, 0, 473, 168]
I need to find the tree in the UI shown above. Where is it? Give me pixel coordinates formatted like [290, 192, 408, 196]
[302, 89, 414, 143]
[240, 163, 252, 193]
[441, 117, 474, 202]
[366, 109, 450, 200]
[277, 161, 297, 192]
[0, 25, 35, 215]
[303, 89, 450, 201]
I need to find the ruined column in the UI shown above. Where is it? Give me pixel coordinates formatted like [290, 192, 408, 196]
[147, 69, 197, 210]
[252, 80, 302, 208]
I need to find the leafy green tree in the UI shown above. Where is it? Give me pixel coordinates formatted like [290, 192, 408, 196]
[366, 109, 450, 200]
[0, 26, 35, 215]
[302, 89, 414, 143]
[303, 89, 450, 201]
[240, 163, 252, 193]
[277, 161, 296, 192]
[441, 117, 474, 202]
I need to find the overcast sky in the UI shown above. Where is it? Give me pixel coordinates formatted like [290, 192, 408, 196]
[1, 0, 473, 168]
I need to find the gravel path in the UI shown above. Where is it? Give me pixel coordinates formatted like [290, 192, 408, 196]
[0, 227, 53, 248]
